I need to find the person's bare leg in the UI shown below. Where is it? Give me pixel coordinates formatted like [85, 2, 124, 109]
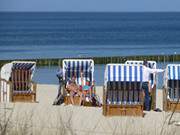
[82, 91, 86, 102]
[89, 90, 92, 99]
[78, 91, 83, 105]
[70, 91, 74, 105]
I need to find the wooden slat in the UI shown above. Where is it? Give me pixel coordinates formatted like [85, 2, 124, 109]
[28, 70, 30, 90]
[25, 70, 27, 90]
[19, 69, 22, 91]
[22, 70, 24, 90]
[15, 70, 18, 91]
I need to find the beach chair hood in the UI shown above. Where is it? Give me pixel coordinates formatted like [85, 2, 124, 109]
[104, 64, 144, 86]
[63, 59, 94, 85]
[0, 63, 13, 81]
[166, 64, 180, 80]
[125, 60, 156, 69]
[125, 60, 157, 88]
[164, 64, 180, 88]
[1, 61, 36, 81]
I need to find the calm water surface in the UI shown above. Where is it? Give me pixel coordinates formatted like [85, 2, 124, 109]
[0, 12, 180, 59]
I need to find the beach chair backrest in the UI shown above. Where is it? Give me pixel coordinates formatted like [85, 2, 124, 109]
[11, 61, 36, 91]
[104, 64, 144, 104]
[165, 64, 180, 101]
[125, 60, 157, 87]
[63, 59, 94, 85]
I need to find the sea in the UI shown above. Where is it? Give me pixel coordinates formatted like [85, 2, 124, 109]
[0, 12, 180, 86]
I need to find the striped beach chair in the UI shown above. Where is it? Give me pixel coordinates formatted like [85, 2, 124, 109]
[125, 60, 157, 110]
[0, 61, 37, 102]
[163, 64, 180, 112]
[103, 64, 144, 116]
[62, 59, 95, 105]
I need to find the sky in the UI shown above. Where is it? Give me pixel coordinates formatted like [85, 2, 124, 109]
[0, 0, 180, 12]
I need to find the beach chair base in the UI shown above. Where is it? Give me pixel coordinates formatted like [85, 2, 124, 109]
[163, 88, 180, 112]
[12, 93, 36, 102]
[64, 95, 81, 105]
[163, 100, 180, 112]
[103, 104, 143, 116]
[12, 92, 36, 102]
[64, 95, 95, 106]
[83, 101, 93, 106]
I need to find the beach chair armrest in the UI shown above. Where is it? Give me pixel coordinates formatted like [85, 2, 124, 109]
[0, 78, 11, 84]
[31, 81, 37, 93]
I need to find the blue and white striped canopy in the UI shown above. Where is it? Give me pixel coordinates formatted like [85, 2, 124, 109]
[12, 62, 36, 70]
[0, 61, 36, 81]
[125, 60, 156, 69]
[167, 64, 180, 80]
[105, 64, 143, 83]
[63, 59, 94, 85]
[125, 60, 157, 87]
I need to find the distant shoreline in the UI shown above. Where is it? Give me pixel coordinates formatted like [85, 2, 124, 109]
[1, 11, 180, 13]
[0, 54, 179, 67]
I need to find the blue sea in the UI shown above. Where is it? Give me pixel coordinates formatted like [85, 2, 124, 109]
[0, 12, 180, 86]
[0, 12, 180, 60]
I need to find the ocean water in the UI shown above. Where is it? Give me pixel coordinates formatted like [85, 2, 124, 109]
[0, 12, 180, 60]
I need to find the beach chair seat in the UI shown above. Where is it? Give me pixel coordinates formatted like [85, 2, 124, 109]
[163, 64, 180, 112]
[13, 90, 34, 95]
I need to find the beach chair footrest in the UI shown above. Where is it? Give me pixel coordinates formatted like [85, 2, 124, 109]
[12, 92, 36, 102]
[165, 100, 180, 112]
[103, 104, 143, 116]
[64, 95, 81, 105]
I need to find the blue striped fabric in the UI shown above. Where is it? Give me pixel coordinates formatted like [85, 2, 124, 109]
[125, 61, 156, 69]
[12, 62, 36, 71]
[63, 59, 94, 85]
[166, 64, 180, 101]
[125, 60, 156, 87]
[105, 64, 143, 83]
[167, 64, 180, 80]
[105, 64, 144, 105]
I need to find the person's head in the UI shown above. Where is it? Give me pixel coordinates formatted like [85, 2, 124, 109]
[86, 79, 90, 85]
[71, 76, 76, 83]
[80, 71, 84, 76]
[143, 60, 148, 67]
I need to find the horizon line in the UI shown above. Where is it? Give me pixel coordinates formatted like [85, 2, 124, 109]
[1, 11, 180, 13]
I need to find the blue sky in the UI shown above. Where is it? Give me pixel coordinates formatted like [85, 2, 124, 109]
[0, 0, 180, 12]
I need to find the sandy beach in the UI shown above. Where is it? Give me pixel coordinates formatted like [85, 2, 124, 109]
[0, 84, 180, 135]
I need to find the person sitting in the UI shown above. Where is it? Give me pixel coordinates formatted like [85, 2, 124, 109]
[80, 72, 93, 102]
[66, 76, 82, 105]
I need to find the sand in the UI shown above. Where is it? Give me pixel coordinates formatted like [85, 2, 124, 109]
[0, 84, 180, 135]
